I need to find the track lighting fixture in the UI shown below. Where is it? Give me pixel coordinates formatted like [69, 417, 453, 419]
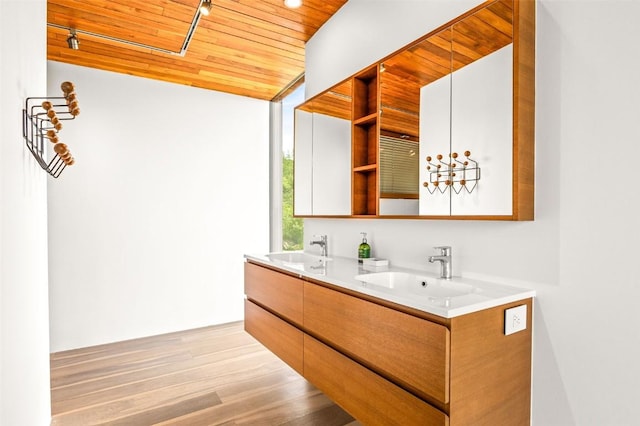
[66, 29, 79, 50]
[284, 0, 302, 8]
[199, 0, 212, 16]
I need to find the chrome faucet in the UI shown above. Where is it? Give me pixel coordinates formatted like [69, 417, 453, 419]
[428, 246, 452, 279]
[310, 235, 328, 257]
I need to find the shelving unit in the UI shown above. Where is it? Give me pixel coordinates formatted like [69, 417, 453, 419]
[351, 65, 380, 216]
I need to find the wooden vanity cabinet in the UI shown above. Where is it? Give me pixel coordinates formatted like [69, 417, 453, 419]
[244, 261, 533, 425]
[244, 261, 303, 326]
[244, 300, 304, 375]
[447, 297, 533, 425]
[303, 281, 450, 406]
[304, 334, 447, 425]
[243, 262, 304, 374]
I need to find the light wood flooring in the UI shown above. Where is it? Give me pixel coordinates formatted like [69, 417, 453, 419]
[50, 321, 360, 426]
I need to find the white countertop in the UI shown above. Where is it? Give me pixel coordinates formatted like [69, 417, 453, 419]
[244, 252, 535, 318]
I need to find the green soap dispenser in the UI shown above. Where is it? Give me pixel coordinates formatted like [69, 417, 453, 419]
[358, 232, 371, 263]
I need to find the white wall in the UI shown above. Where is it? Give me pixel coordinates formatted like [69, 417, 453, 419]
[47, 62, 270, 352]
[304, 1, 640, 425]
[0, 1, 52, 425]
[304, 0, 484, 98]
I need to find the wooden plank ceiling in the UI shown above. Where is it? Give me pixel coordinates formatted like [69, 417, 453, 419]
[379, 0, 513, 137]
[302, 0, 513, 139]
[47, 0, 347, 101]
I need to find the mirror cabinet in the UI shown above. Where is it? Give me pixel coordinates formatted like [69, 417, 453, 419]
[294, 0, 534, 220]
[294, 80, 352, 215]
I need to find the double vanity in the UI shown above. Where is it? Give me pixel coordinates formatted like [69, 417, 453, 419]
[244, 252, 535, 425]
[248, 0, 537, 423]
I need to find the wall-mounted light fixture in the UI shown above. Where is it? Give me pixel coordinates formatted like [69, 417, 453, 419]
[66, 29, 79, 50]
[284, 0, 302, 8]
[199, 0, 212, 16]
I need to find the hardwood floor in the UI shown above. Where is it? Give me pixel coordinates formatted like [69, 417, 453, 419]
[50, 322, 360, 426]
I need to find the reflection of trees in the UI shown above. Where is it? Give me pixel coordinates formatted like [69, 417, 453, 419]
[282, 154, 303, 250]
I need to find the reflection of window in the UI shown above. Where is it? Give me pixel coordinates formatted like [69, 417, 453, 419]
[281, 85, 305, 251]
[380, 136, 420, 198]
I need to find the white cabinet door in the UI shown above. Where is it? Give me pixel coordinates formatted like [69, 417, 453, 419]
[312, 114, 351, 215]
[451, 44, 512, 216]
[420, 74, 452, 216]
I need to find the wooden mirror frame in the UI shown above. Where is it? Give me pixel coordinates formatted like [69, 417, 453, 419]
[294, 0, 535, 221]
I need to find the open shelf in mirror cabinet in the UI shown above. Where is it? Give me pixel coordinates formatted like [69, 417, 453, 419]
[293, 0, 534, 220]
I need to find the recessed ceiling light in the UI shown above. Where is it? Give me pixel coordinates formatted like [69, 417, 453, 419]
[200, 0, 212, 16]
[284, 0, 302, 8]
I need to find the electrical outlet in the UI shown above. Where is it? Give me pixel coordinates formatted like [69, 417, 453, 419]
[504, 305, 527, 335]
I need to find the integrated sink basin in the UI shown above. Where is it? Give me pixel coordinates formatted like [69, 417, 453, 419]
[267, 252, 332, 263]
[354, 271, 475, 299]
[266, 252, 331, 274]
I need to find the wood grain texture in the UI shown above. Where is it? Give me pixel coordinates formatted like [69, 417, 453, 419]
[449, 298, 533, 425]
[352, 66, 379, 120]
[304, 334, 449, 426]
[298, 79, 352, 121]
[303, 282, 450, 406]
[47, 0, 348, 100]
[244, 261, 303, 326]
[244, 299, 304, 375]
[301, 0, 514, 141]
[51, 321, 359, 426]
[244, 263, 533, 425]
[351, 66, 380, 216]
[512, 0, 536, 220]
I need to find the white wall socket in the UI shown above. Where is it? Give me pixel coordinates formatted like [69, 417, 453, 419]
[504, 305, 527, 335]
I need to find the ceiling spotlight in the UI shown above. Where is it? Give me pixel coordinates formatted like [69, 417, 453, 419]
[284, 0, 302, 8]
[66, 29, 79, 50]
[199, 0, 212, 16]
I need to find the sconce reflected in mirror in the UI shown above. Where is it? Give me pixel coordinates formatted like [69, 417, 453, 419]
[66, 29, 79, 50]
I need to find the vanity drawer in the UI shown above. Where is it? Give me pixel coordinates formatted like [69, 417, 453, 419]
[244, 300, 304, 375]
[304, 334, 448, 425]
[244, 262, 303, 326]
[303, 282, 450, 405]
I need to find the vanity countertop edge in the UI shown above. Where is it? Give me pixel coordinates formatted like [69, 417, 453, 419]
[244, 252, 535, 319]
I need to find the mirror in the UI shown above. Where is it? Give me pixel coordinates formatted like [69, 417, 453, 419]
[294, 0, 533, 219]
[448, 2, 514, 216]
[294, 80, 352, 216]
[379, 27, 453, 215]
[380, 0, 514, 216]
